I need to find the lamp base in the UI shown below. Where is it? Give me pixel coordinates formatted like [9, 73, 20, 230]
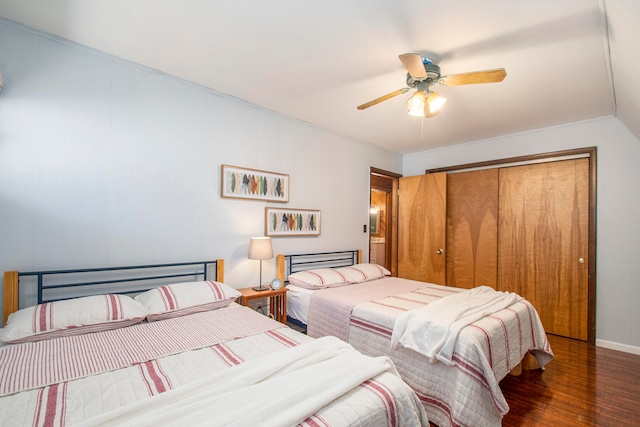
[252, 285, 270, 292]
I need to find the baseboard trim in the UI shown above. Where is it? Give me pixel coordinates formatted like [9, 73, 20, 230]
[596, 339, 640, 355]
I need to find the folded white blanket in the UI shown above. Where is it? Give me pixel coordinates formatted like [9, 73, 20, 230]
[390, 286, 522, 365]
[77, 336, 417, 427]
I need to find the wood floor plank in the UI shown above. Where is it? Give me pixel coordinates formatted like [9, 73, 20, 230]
[500, 334, 640, 426]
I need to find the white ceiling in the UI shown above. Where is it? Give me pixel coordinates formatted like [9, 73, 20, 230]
[1, 0, 638, 154]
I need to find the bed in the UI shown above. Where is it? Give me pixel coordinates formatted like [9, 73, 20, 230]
[1, 260, 428, 426]
[277, 250, 554, 427]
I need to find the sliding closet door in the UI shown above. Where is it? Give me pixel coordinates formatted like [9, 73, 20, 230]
[498, 158, 589, 340]
[398, 173, 447, 284]
[446, 169, 499, 289]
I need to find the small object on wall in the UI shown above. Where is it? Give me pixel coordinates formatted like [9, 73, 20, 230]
[0, 73, 4, 92]
[221, 165, 289, 202]
[265, 207, 321, 237]
[370, 211, 381, 235]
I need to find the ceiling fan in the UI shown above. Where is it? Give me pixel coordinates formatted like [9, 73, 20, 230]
[357, 53, 506, 117]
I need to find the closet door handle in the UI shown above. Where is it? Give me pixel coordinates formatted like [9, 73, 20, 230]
[436, 249, 444, 255]
[578, 257, 585, 264]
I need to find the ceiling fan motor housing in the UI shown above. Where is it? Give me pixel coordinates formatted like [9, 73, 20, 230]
[406, 63, 442, 87]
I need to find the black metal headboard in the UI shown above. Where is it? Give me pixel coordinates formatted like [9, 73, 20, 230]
[280, 250, 360, 283]
[15, 260, 221, 306]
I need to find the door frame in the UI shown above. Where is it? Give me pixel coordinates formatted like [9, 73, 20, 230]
[370, 167, 401, 277]
[425, 147, 597, 344]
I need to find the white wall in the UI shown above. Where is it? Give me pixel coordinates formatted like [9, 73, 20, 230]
[0, 20, 403, 317]
[404, 117, 640, 352]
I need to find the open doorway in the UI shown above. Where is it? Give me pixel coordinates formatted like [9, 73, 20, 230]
[370, 167, 401, 276]
[369, 189, 387, 266]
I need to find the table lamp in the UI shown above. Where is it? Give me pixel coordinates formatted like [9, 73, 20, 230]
[248, 237, 274, 291]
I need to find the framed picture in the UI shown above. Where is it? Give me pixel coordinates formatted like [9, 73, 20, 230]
[265, 208, 321, 237]
[221, 165, 289, 202]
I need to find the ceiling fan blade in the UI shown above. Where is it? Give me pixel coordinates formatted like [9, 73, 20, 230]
[439, 68, 507, 86]
[357, 88, 410, 110]
[398, 53, 427, 80]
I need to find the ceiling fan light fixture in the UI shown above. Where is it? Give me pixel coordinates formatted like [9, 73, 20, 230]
[426, 91, 447, 113]
[406, 91, 427, 116]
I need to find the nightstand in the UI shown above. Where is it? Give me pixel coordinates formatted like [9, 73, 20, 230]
[237, 286, 288, 325]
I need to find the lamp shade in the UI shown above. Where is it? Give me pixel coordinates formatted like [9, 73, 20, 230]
[426, 91, 447, 113]
[248, 237, 274, 260]
[406, 91, 427, 116]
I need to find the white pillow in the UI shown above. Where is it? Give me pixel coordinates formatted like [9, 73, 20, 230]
[135, 280, 241, 321]
[336, 263, 391, 283]
[0, 294, 148, 344]
[287, 268, 351, 289]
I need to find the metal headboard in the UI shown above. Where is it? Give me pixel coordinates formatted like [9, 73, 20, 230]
[4, 260, 222, 323]
[280, 250, 360, 283]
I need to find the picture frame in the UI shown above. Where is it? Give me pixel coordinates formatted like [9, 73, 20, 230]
[221, 165, 289, 203]
[265, 208, 321, 237]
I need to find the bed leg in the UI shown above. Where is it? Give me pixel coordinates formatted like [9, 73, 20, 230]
[521, 351, 541, 371]
[509, 351, 541, 376]
[509, 362, 523, 376]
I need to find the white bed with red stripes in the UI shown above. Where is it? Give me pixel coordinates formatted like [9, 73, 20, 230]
[287, 275, 553, 427]
[0, 303, 428, 426]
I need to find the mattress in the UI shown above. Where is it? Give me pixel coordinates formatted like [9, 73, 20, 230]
[286, 284, 314, 324]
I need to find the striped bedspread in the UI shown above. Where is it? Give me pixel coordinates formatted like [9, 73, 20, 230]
[74, 336, 426, 427]
[306, 278, 438, 341]
[0, 303, 428, 427]
[0, 305, 280, 396]
[306, 277, 553, 427]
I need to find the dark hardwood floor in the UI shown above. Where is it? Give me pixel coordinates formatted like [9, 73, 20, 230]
[500, 334, 640, 426]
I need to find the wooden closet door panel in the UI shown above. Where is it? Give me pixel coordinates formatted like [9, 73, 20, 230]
[446, 169, 499, 289]
[398, 173, 447, 284]
[498, 158, 589, 340]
